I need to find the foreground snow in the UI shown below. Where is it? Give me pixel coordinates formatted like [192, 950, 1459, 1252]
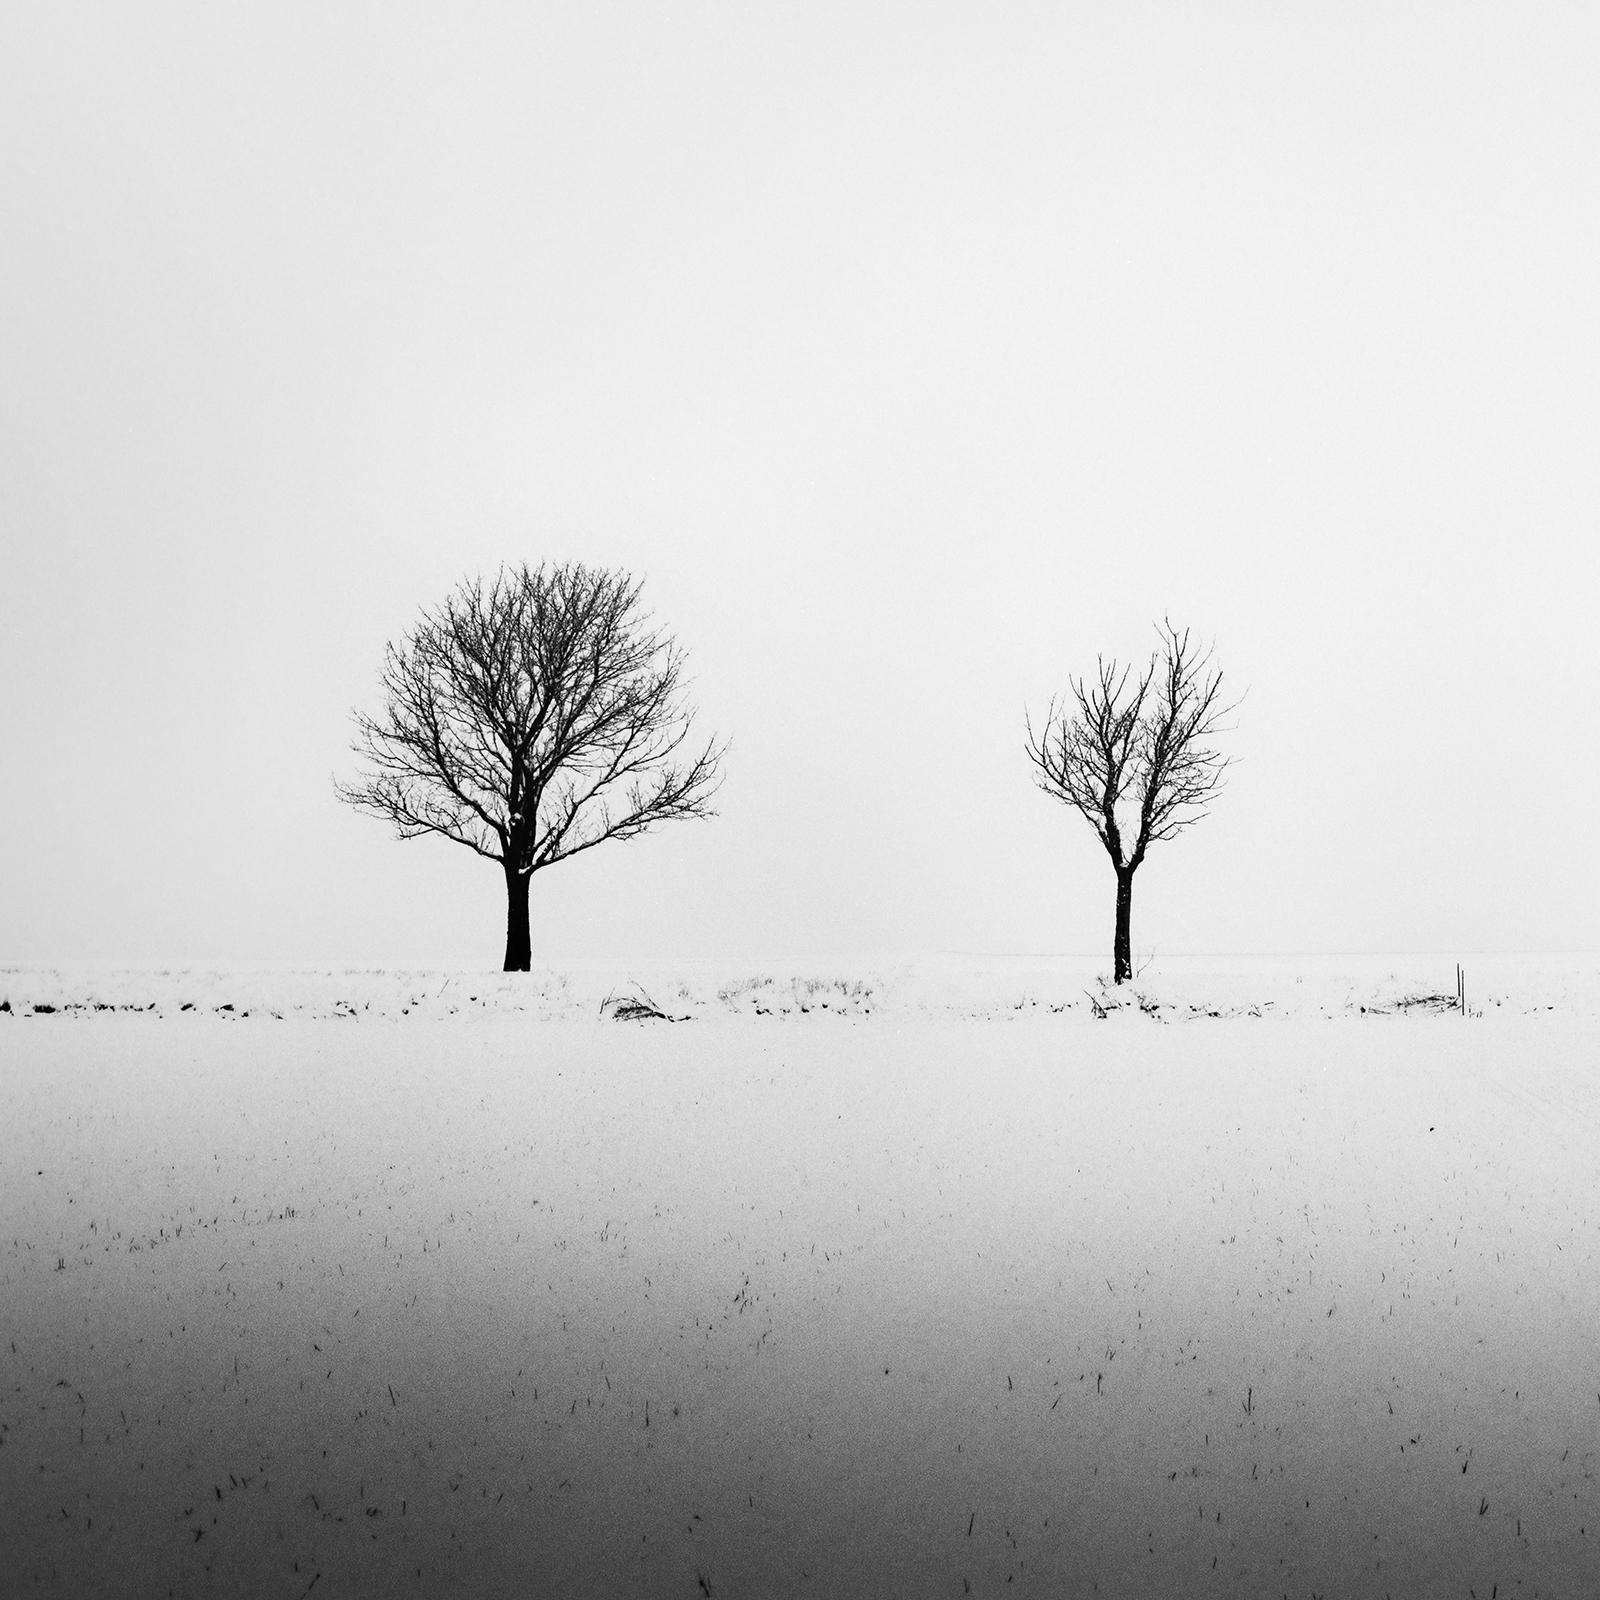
[3, 959, 1599, 1596]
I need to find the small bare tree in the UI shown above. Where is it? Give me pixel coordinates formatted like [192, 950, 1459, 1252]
[1026, 621, 1235, 984]
[337, 562, 724, 971]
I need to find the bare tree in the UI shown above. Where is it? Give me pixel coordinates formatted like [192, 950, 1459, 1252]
[1026, 621, 1235, 984]
[337, 562, 724, 971]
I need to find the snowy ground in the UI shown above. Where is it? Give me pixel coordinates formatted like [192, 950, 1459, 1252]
[3, 956, 1598, 1597]
[4, 951, 1597, 1024]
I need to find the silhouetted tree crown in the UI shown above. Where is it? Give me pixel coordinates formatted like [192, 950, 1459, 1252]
[338, 562, 723, 970]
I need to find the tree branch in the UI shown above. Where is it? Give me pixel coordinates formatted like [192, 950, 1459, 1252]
[338, 561, 725, 888]
[1027, 620, 1237, 873]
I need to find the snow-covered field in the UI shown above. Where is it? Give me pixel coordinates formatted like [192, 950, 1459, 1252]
[4, 956, 1598, 1598]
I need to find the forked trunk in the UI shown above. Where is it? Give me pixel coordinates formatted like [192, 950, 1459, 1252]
[1112, 865, 1135, 984]
[503, 863, 532, 972]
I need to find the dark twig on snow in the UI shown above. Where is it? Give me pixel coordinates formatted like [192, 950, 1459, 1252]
[600, 985, 689, 1023]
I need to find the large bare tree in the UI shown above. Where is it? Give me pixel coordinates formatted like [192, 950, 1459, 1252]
[338, 562, 724, 971]
[1026, 621, 1235, 984]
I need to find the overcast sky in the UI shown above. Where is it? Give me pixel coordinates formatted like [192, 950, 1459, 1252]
[3, 3, 1596, 967]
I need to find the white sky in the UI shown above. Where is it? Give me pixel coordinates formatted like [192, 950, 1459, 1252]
[3, 3, 1596, 966]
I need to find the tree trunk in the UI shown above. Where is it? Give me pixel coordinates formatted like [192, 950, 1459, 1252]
[503, 864, 532, 972]
[1112, 865, 1135, 984]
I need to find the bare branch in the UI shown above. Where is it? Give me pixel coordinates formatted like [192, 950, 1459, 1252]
[1025, 653, 1154, 867]
[1026, 619, 1238, 873]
